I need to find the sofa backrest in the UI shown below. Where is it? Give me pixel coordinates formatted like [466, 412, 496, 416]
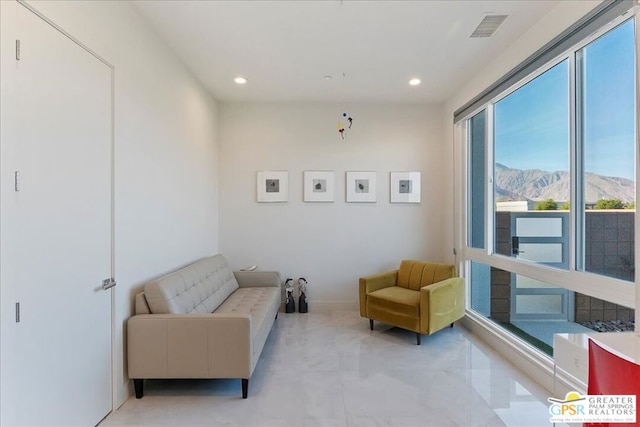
[397, 260, 456, 291]
[144, 254, 239, 314]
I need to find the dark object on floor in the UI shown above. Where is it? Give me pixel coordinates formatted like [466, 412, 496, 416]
[298, 291, 308, 313]
[285, 277, 295, 313]
[298, 277, 308, 313]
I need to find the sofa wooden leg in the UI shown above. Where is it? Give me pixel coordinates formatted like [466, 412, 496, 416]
[275, 312, 278, 319]
[450, 322, 454, 328]
[369, 319, 374, 330]
[134, 379, 144, 399]
[242, 378, 249, 399]
[416, 333, 421, 345]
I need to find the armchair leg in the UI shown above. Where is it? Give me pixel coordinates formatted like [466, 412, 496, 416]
[450, 322, 454, 328]
[416, 333, 421, 346]
[369, 319, 374, 330]
[242, 378, 249, 399]
[134, 379, 144, 399]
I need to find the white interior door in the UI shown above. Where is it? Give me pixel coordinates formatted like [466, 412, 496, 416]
[2, 4, 113, 425]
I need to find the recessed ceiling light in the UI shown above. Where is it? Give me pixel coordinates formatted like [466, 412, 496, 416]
[409, 78, 421, 86]
[323, 75, 333, 80]
[234, 76, 248, 85]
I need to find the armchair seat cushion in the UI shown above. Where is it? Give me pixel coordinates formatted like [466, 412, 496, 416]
[368, 286, 419, 318]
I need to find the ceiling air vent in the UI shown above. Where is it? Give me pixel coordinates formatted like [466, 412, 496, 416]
[470, 14, 508, 38]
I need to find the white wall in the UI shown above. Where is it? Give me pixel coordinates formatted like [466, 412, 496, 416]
[1, 0, 220, 409]
[219, 103, 447, 305]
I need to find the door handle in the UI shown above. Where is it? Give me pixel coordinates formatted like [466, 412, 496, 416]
[102, 278, 116, 291]
[511, 236, 525, 255]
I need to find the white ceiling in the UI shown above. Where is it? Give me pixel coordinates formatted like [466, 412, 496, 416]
[132, 0, 563, 104]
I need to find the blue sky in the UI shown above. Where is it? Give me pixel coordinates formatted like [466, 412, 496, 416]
[494, 19, 635, 181]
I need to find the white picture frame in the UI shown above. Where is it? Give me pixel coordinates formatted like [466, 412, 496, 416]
[390, 171, 421, 203]
[346, 171, 377, 203]
[257, 170, 288, 202]
[303, 170, 335, 202]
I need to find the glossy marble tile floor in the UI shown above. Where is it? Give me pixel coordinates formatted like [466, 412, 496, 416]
[101, 310, 560, 427]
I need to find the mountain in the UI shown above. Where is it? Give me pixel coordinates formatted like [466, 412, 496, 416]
[494, 163, 635, 203]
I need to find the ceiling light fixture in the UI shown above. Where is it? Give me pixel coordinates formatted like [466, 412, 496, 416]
[409, 78, 421, 86]
[234, 76, 248, 85]
[323, 75, 333, 80]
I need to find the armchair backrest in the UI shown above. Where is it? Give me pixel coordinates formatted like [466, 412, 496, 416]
[397, 260, 457, 291]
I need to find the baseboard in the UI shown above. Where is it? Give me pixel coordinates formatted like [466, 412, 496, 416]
[553, 366, 587, 396]
[311, 300, 359, 311]
[280, 300, 358, 312]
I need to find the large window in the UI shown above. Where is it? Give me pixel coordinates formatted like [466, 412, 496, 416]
[578, 18, 636, 281]
[494, 61, 570, 269]
[462, 16, 636, 354]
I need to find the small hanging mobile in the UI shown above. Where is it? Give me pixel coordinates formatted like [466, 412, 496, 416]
[334, 73, 354, 140]
[337, 112, 354, 139]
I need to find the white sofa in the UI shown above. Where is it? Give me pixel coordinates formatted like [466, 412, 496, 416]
[127, 254, 281, 399]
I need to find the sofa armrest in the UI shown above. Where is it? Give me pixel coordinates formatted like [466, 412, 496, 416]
[127, 313, 252, 380]
[419, 277, 465, 334]
[359, 270, 398, 317]
[234, 270, 281, 288]
[134, 292, 151, 314]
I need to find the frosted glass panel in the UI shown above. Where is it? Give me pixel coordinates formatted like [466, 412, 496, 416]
[516, 217, 562, 237]
[516, 276, 556, 289]
[518, 243, 562, 263]
[516, 295, 563, 314]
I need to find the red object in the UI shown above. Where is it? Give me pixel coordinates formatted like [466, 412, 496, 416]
[585, 338, 640, 427]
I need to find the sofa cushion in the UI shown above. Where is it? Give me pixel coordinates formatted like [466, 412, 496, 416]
[216, 286, 280, 356]
[368, 286, 420, 318]
[397, 260, 456, 291]
[144, 255, 239, 314]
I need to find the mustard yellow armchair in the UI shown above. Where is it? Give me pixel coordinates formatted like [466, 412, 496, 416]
[359, 260, 465, 345]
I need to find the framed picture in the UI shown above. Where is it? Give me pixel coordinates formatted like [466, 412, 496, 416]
[257, 171, 288, 202]
[346, 171, 377, 203]
[303, 171, 334, 202]
[390, 171, 421, 203]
